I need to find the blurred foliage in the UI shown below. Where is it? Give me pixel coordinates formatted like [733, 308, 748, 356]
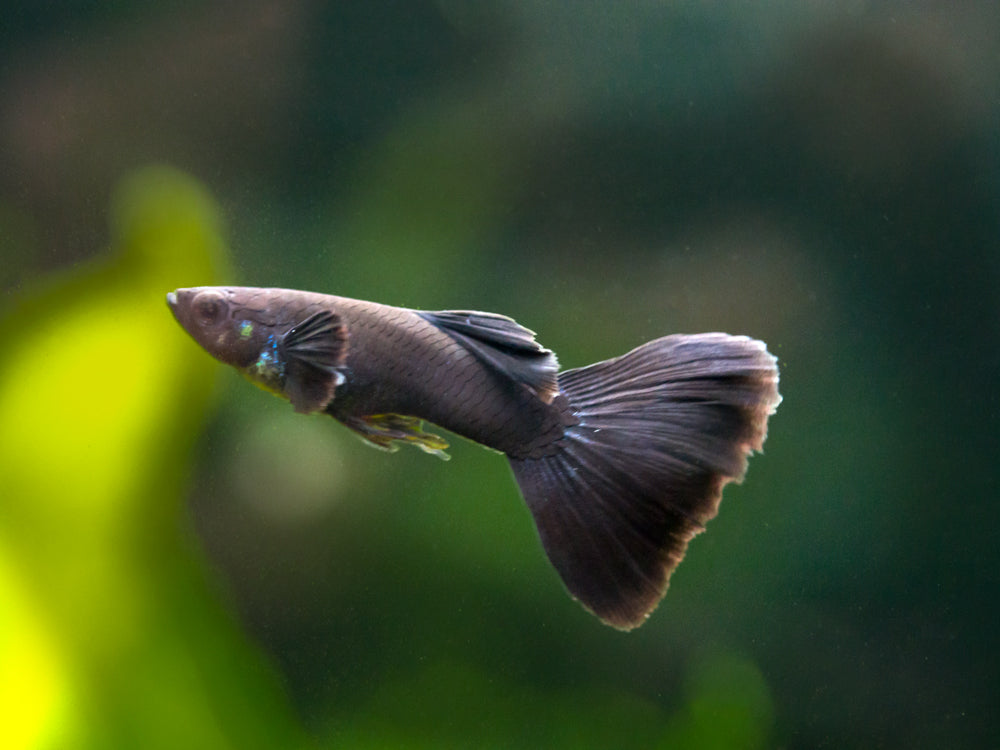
[0, 166, 779, 750]
[0, 166, 780, 749]
[1, 2, 998, 748]
[0, 167, 306, 749]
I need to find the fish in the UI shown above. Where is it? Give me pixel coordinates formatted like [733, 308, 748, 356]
[167, 286, 781, 630]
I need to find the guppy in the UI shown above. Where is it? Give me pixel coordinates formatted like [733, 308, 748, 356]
[167, 286, 780, 630]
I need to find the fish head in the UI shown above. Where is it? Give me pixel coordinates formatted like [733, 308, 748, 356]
[167, 286, 275, 370]
[168, 286, 349, 413]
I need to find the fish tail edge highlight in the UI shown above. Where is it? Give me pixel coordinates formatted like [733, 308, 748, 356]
[508, 333, 781, 630]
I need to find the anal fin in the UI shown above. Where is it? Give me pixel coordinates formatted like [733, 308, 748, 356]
[342, 414, 450, 460]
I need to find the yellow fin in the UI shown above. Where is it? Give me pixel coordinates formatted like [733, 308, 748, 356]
[342, 414, 450, 460]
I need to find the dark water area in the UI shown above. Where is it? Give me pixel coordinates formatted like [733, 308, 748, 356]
[2, 3, 997, 748]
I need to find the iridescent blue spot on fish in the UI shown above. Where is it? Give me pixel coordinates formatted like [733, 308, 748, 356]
[251, 334, 285, 382]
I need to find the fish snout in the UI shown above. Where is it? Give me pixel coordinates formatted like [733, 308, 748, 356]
[166, 288, 197, 326]
[166, 288, 198, 319]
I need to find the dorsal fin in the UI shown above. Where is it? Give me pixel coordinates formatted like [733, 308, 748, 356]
[279, 310, 349, 413]
[419, 310, 559, 403]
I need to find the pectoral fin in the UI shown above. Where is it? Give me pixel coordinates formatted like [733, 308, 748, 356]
[280, 310, 349, 414]
[341, 414, 450, 460]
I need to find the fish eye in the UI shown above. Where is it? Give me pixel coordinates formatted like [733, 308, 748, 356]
[193, 291, 227, 325]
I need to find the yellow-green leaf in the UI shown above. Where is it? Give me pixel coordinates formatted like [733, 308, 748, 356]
[0, 166, 307, 750]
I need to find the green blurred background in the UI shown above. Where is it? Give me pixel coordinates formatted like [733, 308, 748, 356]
[1, 2, 997, 748]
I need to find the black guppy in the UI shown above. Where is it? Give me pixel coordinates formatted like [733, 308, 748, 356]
[168, 286, 781, 630]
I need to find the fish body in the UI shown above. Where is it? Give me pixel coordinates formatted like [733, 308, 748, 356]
[167, 286, 781, 629]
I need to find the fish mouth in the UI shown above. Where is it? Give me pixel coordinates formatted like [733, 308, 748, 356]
[166, 290, 191, 327]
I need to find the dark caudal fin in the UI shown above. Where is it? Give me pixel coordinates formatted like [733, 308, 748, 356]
[508, 334, 781, 630]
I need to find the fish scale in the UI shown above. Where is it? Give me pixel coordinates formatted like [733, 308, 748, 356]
[329, 298, 567, 457]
